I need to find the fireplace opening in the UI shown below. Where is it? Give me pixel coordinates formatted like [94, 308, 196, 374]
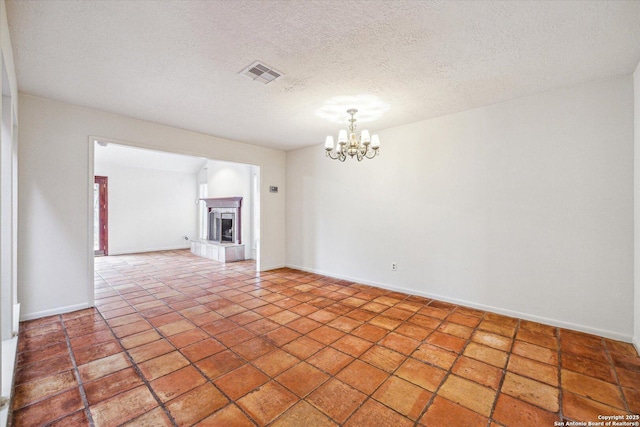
[221, 214, 233, 242]
[201, 197, 242, 245]
[207, 210, 237, 243]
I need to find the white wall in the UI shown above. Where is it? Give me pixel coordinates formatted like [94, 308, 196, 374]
[634, 62, 640, 350]
[18, 94, 286, 320]
[0, 94, 12, 339]
[93, 161, 197, 255]
[287, 75, 634, 341]
[207, 159, 256, 259]
[0, 0, 16, 106]
[0, 0, 19, 422]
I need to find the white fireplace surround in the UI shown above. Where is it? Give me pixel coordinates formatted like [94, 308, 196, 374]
[191, 196, 245, 263]
[202, 196, 242, 244]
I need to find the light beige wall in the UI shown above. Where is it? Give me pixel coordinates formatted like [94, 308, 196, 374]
[18, 94, 286, 319]
[287, 75, 634, 340]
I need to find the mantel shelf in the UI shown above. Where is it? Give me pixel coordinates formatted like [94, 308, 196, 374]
[200, 197, 242, 208]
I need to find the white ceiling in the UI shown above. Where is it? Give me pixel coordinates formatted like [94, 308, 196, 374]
[6, 0, 640, 151]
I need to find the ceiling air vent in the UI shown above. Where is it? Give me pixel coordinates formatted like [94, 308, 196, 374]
[240, 61, 283, 84]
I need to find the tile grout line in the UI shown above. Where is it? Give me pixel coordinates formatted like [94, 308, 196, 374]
[308, 293, 423, 425]
[299, 304, 400, 426]
[487, 317, 520, 426]
[170, 307, 268, 426]
[251, 339, 330, 425]
[312, 293, 488, 424]
[414, 307, 490, 426]
[102, 261, 264, 426]
[60, 313, 96, 427]
[408, 304, 468, 426]
[337, 298, 478, 426]
[255, 295, 361, 425]
[601, 335, 632, 414]
[195, 262, 324, 425]
[97, 270, 181, 427]
[229, 285, 397, 425]
[105, 262, 240, 423]
[556, 327, 564, 423]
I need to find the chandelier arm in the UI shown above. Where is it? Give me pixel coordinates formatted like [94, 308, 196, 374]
[326, 150, 340, 160]
[362, 145, 371, 161]
[364, 149, 379, 159]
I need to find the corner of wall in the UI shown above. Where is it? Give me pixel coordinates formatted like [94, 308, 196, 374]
[1, 0, 18, 110]
[634, 61, 640, 351]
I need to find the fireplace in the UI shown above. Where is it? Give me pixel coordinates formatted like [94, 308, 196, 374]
[202, 197, 242, 245]
[192, 196, 245, 263]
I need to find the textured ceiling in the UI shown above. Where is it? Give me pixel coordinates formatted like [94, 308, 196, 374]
[6, 0, 640, 151]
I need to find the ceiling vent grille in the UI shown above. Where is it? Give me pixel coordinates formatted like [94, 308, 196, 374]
[240, 61, 283, 84]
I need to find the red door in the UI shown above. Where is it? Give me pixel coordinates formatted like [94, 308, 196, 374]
[94, 176, 108, 256]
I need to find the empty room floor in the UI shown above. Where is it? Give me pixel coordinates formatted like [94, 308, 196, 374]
[11, 250, 640, 426]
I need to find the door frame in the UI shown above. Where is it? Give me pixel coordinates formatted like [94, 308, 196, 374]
[94, 176, 108, 256]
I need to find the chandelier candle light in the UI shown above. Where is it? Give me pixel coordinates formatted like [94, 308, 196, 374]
[324, 109, 380, 161]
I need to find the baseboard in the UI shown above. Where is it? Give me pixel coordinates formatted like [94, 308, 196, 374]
[107, 245, 191, 256]
[634, 336, 640, 355]
[260, 264, 286, 272]
[20, 302, 92, 322]
[1, 304, 19, 427]
[287, 263, 634, 343]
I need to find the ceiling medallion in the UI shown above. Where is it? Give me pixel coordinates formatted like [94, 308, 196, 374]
[324, 109, 380, 162]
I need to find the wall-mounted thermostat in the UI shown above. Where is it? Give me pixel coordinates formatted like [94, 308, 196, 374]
[270, 186, 278, 193]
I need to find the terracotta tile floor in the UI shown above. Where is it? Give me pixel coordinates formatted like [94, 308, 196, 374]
[11, 250, 640, 426]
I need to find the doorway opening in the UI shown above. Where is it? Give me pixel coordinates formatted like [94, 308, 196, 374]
[94, 176, 108, 256]
[91, 140, 261, 271]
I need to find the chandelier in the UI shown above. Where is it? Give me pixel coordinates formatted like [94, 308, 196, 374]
[324, 109, 380, 161]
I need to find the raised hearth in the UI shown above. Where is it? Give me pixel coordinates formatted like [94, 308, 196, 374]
[191, 240, 245, 263]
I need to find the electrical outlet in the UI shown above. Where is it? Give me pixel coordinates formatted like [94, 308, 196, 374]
[391, 262, 397, 271]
